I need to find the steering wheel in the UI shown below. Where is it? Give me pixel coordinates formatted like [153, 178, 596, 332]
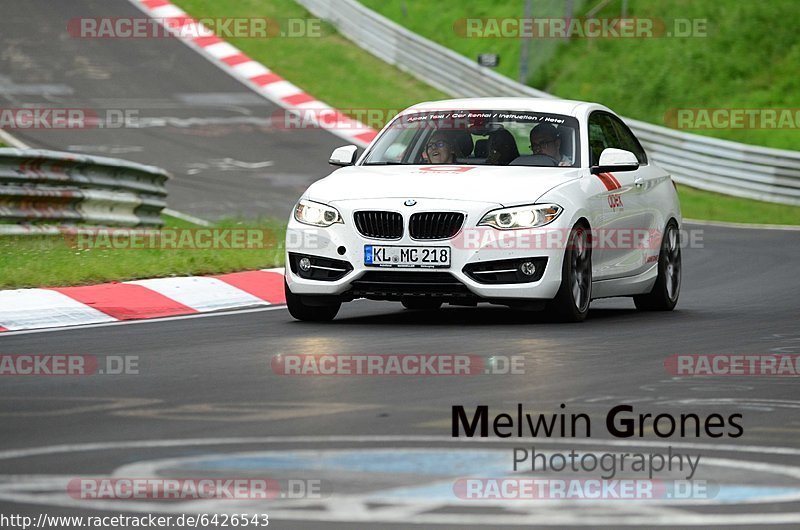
[526, 154, 558, 167]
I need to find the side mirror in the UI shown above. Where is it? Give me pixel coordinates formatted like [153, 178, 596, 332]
[591, 148, 639, 174]
[329, 145, 358, 167]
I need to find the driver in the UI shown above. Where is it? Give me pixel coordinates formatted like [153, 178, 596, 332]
[529, 124, 571, 166]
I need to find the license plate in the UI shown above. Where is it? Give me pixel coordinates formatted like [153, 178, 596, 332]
[364, 245, 451, 268]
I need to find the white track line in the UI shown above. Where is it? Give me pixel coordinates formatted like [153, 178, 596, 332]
[1, 434, 800, 460]
[683, 218, 800, 231]
[161, 208, 211, 226]
[0, 305, 287, 338]
[0, 128, 30, 148]
[127, 276, 269, 312]
[0, 289, 117, 330]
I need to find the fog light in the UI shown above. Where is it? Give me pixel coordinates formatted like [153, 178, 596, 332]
[519, 261, 536, 276]
[299, 257, 312, 272]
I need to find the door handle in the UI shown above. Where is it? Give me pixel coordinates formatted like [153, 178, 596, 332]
[634, 176, 644, 188]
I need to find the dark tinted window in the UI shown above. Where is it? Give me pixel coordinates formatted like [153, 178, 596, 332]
[588, 112, 621, 166]
[608, 115, 648, 164]
[362, 111, 581, 167]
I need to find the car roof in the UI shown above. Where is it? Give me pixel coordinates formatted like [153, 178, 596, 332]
[401, 97, 609, 118]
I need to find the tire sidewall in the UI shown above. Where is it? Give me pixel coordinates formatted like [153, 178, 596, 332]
[568, 224, 592, 317]
[658, 220, 681, 308]
[548, 223, 592, 322]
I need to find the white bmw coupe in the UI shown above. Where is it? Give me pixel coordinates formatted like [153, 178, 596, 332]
[284, 98, 681, 322]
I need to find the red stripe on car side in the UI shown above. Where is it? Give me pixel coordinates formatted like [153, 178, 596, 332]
[605, 172, 622, 189]
[596, 173, 616, 191]
[600, 172, 622, 190]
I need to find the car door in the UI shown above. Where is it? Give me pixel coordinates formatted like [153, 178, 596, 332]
[587, 111, 649, 280]
[607, 114, 668, 272]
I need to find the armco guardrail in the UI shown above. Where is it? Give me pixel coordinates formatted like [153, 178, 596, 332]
[297, 0, 800, 206]
[0, 148, 169, 229]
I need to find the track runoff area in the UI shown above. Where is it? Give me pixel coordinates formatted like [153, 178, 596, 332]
[1, 0, 800, 528]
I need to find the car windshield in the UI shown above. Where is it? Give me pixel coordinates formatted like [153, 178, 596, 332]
[362, 110, 581, 167]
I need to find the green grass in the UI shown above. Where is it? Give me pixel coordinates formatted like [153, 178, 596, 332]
[6, 2, 793, 290]
[1, 196, 797, 290]
[362, 0, 800, 151]
[0, 216, 286, 289]
[360, 0, 581, 84]
[2, 0, 447, 290]
[677, 186, 800, 225]
[174, 0, 445, 126]
[355, 0, 800, 223]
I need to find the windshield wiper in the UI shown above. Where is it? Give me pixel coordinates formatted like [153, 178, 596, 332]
[361, 161, 405, 165]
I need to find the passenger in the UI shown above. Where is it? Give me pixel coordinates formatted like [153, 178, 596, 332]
[425, 130, 472, 164]
[485, 129, 520, 166]
[529, 123, 571, 166]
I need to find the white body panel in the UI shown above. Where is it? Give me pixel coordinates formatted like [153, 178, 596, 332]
[285, 97, 681, 306]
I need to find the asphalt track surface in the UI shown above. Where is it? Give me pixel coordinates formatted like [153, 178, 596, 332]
[1, 224, 799, 528]
[0, 0, 342, 220]
[2, 1, 800, 528]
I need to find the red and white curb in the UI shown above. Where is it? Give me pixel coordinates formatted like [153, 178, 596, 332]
[0, 268, 285, 333]
[130, 0, 379, 147]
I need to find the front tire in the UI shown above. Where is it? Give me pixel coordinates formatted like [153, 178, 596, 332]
[634, 220, 681, 311]
[546, 223, 592, 322]
[285, 281, 341, 321]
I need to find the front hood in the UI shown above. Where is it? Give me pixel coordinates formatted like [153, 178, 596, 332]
[305, 165, 581, 206]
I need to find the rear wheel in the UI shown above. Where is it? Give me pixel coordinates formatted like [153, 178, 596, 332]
[284, 281, 341, 321]
[546, 223, 592, 322]
[401, 297, 443, 310]
[634, 220, 681, 311]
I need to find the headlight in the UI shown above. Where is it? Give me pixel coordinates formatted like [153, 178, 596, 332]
[478, 204, 562, 230]
[294, 199, 343, 227]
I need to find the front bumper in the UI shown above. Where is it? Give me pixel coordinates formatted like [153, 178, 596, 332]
[285, 219, 567, 304]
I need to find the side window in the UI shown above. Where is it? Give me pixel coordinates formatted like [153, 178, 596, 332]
[608, 115, 648, 165]
[588, 112, 621, 166]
